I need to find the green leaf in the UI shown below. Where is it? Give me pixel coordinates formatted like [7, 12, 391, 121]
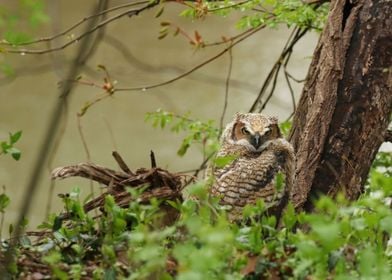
[312, 221, 343, 250]
[155, 6, 164, 18]
[279, 121, 292, 137]
[380, 216, 392, 233]
[282, 202, 296, 230]
[52, 216, 63, 231]
[0, 193, 10, 212]
[186, 182, 208, 200]
[4, 31, 31, 45]
[9, 223, 14, 236]
[9, 131, 22, 144]
[8, 147, 21, 160]
[214, 155, 237, 168]
[177, 141, 190, 156]
[43, 251, 62, 265]
[104, 267, 116, 280]
[1, 141, 11, 152]
[275, 172, 284, 191]
[358, 246, 376, 277]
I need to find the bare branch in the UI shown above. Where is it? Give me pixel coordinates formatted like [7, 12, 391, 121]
[207, 0, 253, 12]
[102, 34, 257, 92]
[0, 1, 150, 47]
[284, 69, 296, 113]
[249, 27, 308, 112]
[150, 150, 157, 168]
[285, 70, 306, 83]
[112, 151, 133, 175]
[193, 152, 216, 178]
[5, 1, 158, 55]
[219, 43, 233, 133]
[115, 24, 266, 92]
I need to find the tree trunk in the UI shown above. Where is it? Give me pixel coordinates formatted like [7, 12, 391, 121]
[289, 0, 392, 210]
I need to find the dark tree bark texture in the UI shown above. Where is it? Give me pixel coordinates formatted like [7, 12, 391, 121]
[289, 0, 392, 210]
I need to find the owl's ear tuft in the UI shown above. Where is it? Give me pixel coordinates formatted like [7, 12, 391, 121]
[234, 112, 243, 120]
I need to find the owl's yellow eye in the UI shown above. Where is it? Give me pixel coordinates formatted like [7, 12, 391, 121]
[241, 127, 250, 135]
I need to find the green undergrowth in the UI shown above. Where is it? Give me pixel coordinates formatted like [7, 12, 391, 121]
[1, 111, 391, 278]
[1, 165, 391, 279]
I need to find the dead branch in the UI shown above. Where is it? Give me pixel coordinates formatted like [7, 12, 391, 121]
[51, 151, 190, 219]
[114, 23, 266, 92]
[112, 151, 133, 174]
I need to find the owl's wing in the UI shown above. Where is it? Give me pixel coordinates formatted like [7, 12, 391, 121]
[212, 150, 281, 205]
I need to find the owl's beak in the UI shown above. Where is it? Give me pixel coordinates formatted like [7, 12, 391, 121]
[250, 133, 261, 149]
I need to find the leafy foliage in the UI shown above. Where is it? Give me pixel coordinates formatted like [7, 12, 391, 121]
[0, 0, 48, 77]
[0, 0, 48, 45]
[5, 160, 391, 278]
[0, 131, 22, 160]
[145, 109, 220, 157]
[177, 0, 329, 31]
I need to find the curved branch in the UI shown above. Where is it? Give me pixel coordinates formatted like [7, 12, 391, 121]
[4, 1, 159, 55]
[219, 44, 233, 133]
[0, 1, 151, 47]
[249, 27, 308, 113]
[114, 24, 265, 92]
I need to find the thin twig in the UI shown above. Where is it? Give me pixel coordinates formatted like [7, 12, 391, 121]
[249, 27, 308, 112]
[78, 0, 110, 64]
[285, 70, 306, 83]
[77, 116, 92, 160]
[193, 152, 216, 178]
[76, 115, 96, 201]
[45, 101, 69, 218]
[283, 63, 296, 114]
[249, 27, 299, 112]
[219, 43, 233, 133]
[259, 63, 281, 112]
[112, 151, 133, 175]
[0, 1, 150, 47]
[115, 24, 266, 92]
[150, 150, 157, 168]
[0, 186, 5, 240]
[102, 34, 256, 92]
[103, 116, 118, 151]
[5, 1, 158, 55]
[207, 0, 253, 12]
[203, 16, 274, 47]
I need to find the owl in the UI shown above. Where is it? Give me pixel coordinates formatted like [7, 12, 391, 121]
[210, 113, 295, 221]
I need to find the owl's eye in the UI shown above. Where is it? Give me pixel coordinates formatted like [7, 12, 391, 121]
[241, 127, 250, 135]
[265, 129, 272, 136]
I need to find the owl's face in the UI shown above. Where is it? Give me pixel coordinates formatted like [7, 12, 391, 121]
[223, 113, 281, 152]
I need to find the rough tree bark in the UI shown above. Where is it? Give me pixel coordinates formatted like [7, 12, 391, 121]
[289, 0, 392, 210]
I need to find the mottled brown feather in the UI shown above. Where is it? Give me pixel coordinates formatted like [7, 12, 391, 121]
[210, 113, 295, 221]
